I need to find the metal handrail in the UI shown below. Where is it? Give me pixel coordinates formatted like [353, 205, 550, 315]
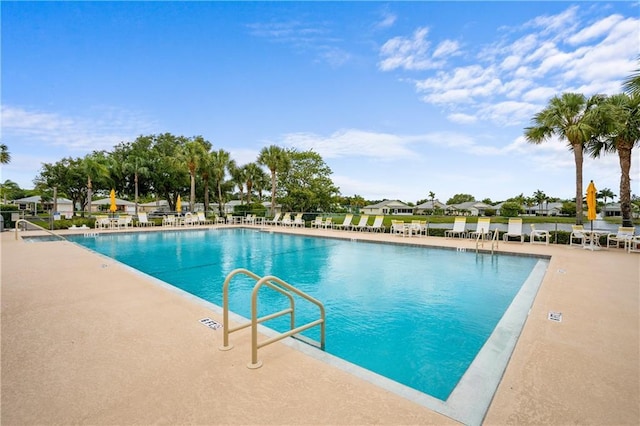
[220, 268, 295, 350]
[248, 275, 325, 369]
[490, 228, 500, 254]
[218, 268, 325, 369]
[14, 219, 66, 241]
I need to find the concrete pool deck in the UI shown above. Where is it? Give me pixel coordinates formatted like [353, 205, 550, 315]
[1, 224, 638, 425]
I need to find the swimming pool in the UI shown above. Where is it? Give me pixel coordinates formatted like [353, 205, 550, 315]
[67, 228, 547, 422]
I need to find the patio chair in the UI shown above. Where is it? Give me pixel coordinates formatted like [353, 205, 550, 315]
[352, 215, 370, 232]
[321, 217, 333, 229]
[163, 215, 177, 227]
[627, 235, 640, 253]
[365, 215, 385, 232]
[182, 212, 196, 226]
[136, 212, 155, 227]
[530, 224, 550, 245]
[503, 218, 524, 243]
[334, 214, 354, 231]
[606, 226, 635, 249]
[445, 217, 467, 238]
[310, 216, 323, 228]
[469, 218, 491, 240]
[569, 225, 586, 247]
[280, 213, 293, 226]
[391, 220, 407, 236]
[410, 220, 427, 237]
[264, 212, 281, 226]
[196, 212, 213, 225]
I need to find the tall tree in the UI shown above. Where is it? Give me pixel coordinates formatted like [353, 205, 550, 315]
[597, 188, 616, 207]
[622, 56, 640, 97]
[182, 137, 210, 213]
[121, 146, 150, 216]
[588, 93, 640, 227]
[229, 162, 247, 204]
[81, 152, 110, 217]
[0, 144, 11, 164]
[533, 190, 547, 216]
[209, 149, 233, 216]
[277, 149, 339, 212]
[525, 92, 603, 225]
[257, 145, 290, 216]
[243, 162, 263, 205]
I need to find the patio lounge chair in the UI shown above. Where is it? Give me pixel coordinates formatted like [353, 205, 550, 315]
[280, 213, 293, 226]
[334, 214, 354, 231]
[503, 218, 524, 243]
[391, 220, 407, 236]
[136, 212, 155, 227]
[365, 215, 385, 232]
[607, 226, 635, 249]
[310, 216, 323, 228]
[292, 213, 304, 227]
[530, 224, 550, 245]
[321, 217, 333, 229]
[264, 212, 281, 226]
[569, 225, 586, 247]
[445, 217, 467, 238]
[352, 215, 370, 232]
[469, 218, 491, 240]
[627, 235, 640, 253]
[196, 212, 213, 225]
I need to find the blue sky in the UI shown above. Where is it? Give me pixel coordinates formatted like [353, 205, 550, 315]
[2, 1, 639, 204]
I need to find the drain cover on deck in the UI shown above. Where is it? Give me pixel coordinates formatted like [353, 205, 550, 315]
[548, 311, 563, 322]
[199, 318, 223, 330]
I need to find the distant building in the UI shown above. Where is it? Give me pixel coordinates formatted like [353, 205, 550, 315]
[12, 196, 74, 216]
[414, 199, 447, 214]
[361, 200, 413, 216]
[448, 201, 493, 216]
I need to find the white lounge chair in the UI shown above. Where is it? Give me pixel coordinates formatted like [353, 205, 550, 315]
[391, 220, 407, 236]
[334, 214, 354, 231]
[196, 212, 213, 225]
[503, 218, 523, 243]
[163, 215, 177, 227]
[181, 212, 196, 226]
[280, 213, 292, 226]
[410, 220, 427, 236]
[445, 217, 467, 238]
[530, 224, 550, 245]
[469, 218, 491, 240]
[136, 212, 155, 227]
[607, 226, 635, 249]
[352, 215, 369, 232]
[321, 217, 333, 229]
[264, 212, 281, 226]
[569, 225, 586, 247]
[292, 213, 305, 227]
[310, 216, 323, 228]
[365, 215, 385, 232]
[627, 235, 640, 253]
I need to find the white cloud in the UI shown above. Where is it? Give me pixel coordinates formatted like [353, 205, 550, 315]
[447, 113, 477, 124]
[378, 27, 444, 71]
[1, 105, 155, 152]
[375, 10, 397, 29]
[278, 129, 420, 160]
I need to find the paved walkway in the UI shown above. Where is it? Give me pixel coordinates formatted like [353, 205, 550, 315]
[1, 225, 638, 424]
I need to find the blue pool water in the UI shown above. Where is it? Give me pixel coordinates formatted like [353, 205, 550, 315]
[68, 228, 540, 401]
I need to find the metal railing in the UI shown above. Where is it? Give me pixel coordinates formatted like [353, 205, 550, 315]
[14, 219, 66, 241]
[219, 268, 325, 369]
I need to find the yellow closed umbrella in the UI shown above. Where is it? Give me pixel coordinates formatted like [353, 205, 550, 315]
[109, 189, 117, 213]
[176, 195, 182, 213]
[586, 180, 597, 222]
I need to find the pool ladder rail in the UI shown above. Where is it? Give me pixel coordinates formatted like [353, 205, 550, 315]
[219, 268, 326, 369]
[475, 228, 500, 254]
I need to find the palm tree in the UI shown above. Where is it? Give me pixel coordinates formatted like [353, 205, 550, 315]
[525, 92, 604, 225]
[229, 163, 246, 205]
[182, 140, 207, 213]
[622, 56, 640, 97]
[0, 144, 10, 164]
[257, 145, 290, 216]
[428, 191, 436, 214]
[597, 188, 616, 207]
[209, 149, 232, 216]
[81, 152, 110, 217]
[121, 154, 149, 216]
[533, 190, 547, 216]
[243, 162, 263, 205]
[588, 93, 640, 227]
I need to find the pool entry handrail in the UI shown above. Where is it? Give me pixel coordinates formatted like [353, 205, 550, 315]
[475, 228, 500, 254]
[219, 268, 326, 369]
[14, 219, 66, 241]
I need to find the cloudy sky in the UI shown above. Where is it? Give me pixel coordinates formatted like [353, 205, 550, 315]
[2, 1, 639, 203]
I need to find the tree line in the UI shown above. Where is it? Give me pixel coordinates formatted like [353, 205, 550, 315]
[28, 134, 339, 217]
